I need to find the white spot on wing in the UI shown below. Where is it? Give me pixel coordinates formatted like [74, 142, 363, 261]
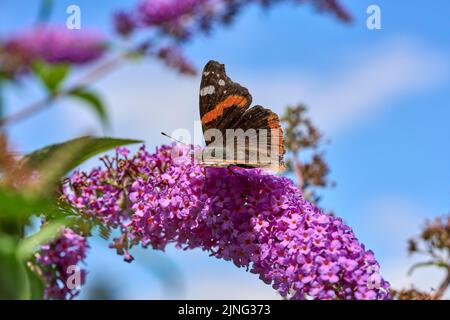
[200, 85, 215, 96]
[203, 71, 210, 76]
[218, 79, 226, 86]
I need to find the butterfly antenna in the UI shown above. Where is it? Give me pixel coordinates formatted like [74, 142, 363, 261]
[160, 132, 188, 146]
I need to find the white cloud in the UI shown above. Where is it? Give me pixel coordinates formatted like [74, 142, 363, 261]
[127, 275, 280, 300]
[183, 278, 280, 300]
[353, 195, 449, 297]
[79, 62, 201, 146]
[247, 36, 448, 134]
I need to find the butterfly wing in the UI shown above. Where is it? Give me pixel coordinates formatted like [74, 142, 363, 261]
[231, 105, 285, 170]
[199, 60, 252, 137]
[199, 60, 284, 170]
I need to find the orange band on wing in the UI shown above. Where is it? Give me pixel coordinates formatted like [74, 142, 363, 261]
[202, 95, 248, 124]
[268, 113, 285, 156]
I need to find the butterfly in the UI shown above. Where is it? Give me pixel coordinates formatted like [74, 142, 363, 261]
[198, 60, 285, 171]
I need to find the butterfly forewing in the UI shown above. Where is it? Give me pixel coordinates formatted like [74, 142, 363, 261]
[199, 60, 252, 135]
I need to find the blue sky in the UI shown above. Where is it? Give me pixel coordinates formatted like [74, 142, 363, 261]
[1, 0, 450, 298]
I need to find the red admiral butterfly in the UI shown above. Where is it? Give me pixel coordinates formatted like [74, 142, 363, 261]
[198, 60, 285, 171]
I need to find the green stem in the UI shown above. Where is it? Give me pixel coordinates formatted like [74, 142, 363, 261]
[0, 79, 4, 121]
[0, 40, 155, 128]
[433, 265, 450, 299]
[36, 0, 53, 23]
[0, 55, 123, 128]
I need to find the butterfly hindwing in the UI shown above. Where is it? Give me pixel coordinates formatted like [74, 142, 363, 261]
[231, 105, 285, 168]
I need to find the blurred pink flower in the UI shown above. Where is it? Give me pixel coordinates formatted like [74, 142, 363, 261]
[0, 24, 106, 76]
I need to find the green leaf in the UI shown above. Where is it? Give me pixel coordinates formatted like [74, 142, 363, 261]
[0, 233, 16, 256]
[36, 0, 54, 23]
[21, 136, 142, 178]
[16, 218, 75, 261]
[0, 243, 29, 299]
[0, 187, 56, 220]
[32, 60, 69, 94]
[68, 88, 109, 127]
[0, 239, 44, 300]
[98, 224, 111, 240]
[0, 78, 4, 119]
[407, 260, 447, 275]
[25, 266, 45, 300]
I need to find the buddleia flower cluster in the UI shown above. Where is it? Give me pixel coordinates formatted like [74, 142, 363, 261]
[0, 24, 106, 76]
[51, 144, 390, 300]
[34, 228, 88, 300]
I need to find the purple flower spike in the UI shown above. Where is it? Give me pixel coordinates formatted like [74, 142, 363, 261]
[138, 0, 208, 26]
[1, 24, 106, 75]
[35, 228, 88, 300]
[114, 11, 136, 37]
[61, 144, 390, 300]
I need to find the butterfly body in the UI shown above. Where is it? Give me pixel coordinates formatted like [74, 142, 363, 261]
[198, 60, 285, 172]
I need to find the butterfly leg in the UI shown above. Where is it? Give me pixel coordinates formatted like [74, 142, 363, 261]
[227, 165, 251, 186]
[227, 165, 239, 177]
